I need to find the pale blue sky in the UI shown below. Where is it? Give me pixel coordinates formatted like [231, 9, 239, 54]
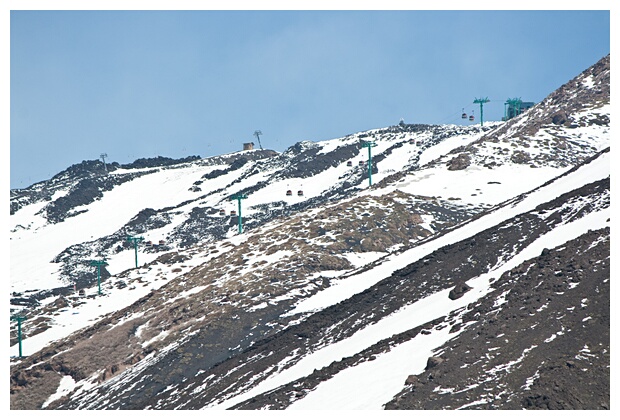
[9, 8, 611, 189]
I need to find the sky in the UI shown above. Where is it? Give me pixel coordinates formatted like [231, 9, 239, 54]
[4, 2, 613, 189]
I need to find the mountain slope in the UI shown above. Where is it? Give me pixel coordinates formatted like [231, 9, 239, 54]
[9, 54, 610, 410]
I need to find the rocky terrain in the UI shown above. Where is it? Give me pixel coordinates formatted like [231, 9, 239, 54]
[9, 54, 610, 410]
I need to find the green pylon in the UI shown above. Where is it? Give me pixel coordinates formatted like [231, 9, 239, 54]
[126, 235, 144, 268]
[361, 140, 377, 186]
[473, 97, 490, 127]
[89, 259, 108, 295]
[11, 314, 26, 358]
[231, 193, 248, 234]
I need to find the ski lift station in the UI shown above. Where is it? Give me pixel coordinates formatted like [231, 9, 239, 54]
[503, 98, 535, 121]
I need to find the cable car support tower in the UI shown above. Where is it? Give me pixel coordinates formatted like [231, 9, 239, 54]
[11, 313, 26, 358]
[126, 235, 144, 268]
[361, 140, 377, 186]
[473, 97, 490, 127]
[231, 193, 248, 234]
[89, 258, 108, 295]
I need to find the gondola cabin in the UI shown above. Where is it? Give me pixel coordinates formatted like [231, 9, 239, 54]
[158, 240, 165, 246]
[219, 209, 226, 216]
[469, 114, 475, 121]
[297, 190, 304, 196]
[346, 161, 352, 167]
[461, 108, 467, 119]
[145, 240, 153, 247]
[286, 190, 293, 196]
[230, 210, 237, 216]
[409, 139, 415, 145]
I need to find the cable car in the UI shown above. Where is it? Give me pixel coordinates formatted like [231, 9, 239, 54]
[346, 161, 352, 167]
[158, 240, 165, 246]
[297, 190, 304, 196]
[219, 209, 225, 216]
[469, 113, 475, 122]
[230, 210, 237, 216]
[461, 108, 467, 119]
[145, 240, 153, 247]
[409, 139, 415, 145]
[286, 190, 293, 196]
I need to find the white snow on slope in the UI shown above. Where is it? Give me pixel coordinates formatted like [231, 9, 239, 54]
[288, 325, 457, 410]
[208, 206, 609, 410]
[9, 232, 238, 360]
[204, 150, 609, 410]
[391, 158, 561, 206]
[42, 375, 76, 408]
[9, 112, 610, 411]
[286, 209, 609, 410]
[9, 126, 491, 296]
[10, 163, 214, 292]
[290, 150, 609, 315]
[9, 263, 176, 359]
[10, 136, 609, 361]
[417, 128, 487, 167]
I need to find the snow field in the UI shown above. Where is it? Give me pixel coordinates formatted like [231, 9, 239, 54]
[289, 149, 608, 316]
[196, 152, 609, 408]
[219, 205, 609, 410]
[9, 254, 201, 359]
[288, 323, 458, 410]
[7, 123, 493, 295]
[10, 163, 211, 292]
[391, 164, 563, 206]
[9, 116, 610, 409]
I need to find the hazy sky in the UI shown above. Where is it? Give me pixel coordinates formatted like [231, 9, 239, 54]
[7, 4, 612, 189]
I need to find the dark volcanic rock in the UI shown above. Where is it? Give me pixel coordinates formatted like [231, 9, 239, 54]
[551, 112, 568, 125]
[425, 356, 444, 370]
[448, 283, 473, 300]
[385, 228, 610, 410]
[447, 153, 471, 171]
[511, 150, 531, 164]
[121, 155, 201, 170]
